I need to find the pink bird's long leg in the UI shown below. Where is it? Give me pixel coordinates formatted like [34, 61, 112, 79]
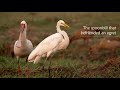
[17, 60, 21, 76]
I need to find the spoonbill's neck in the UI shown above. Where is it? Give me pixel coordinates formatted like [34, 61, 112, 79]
[19, 29, 27, 42]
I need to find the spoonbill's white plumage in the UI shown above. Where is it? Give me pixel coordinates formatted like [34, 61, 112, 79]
[14, 20, 33, 77]
[28, 20, 70, 64]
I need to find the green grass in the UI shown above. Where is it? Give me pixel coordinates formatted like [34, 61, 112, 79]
[0, 56, 83, 78]
[0, 55, 120, 78]
[0, 12, 120, 78]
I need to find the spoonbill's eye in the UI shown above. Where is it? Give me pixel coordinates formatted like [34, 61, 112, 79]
[21, 24, 25, 29]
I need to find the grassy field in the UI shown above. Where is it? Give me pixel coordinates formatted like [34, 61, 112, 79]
[0, 12, 120, 78]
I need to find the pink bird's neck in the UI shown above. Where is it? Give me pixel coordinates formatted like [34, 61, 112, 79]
[19, 29, 27, 43]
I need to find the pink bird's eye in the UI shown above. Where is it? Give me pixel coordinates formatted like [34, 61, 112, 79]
[21, 24, 25, 29]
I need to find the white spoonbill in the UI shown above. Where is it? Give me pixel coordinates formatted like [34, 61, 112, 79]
[27, 20, 70, 77]
[14, 20, 33, 77]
